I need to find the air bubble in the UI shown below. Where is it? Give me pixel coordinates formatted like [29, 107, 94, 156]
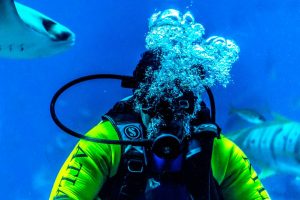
[182, 11, 195, 25]
[134, 9, 240, 138]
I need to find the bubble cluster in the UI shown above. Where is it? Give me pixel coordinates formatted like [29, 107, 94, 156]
[134, 9, 240, 138]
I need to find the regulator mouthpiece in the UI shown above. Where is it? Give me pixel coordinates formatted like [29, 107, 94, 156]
[152, 134, 181, 159]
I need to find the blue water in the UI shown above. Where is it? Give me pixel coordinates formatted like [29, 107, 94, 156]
[1, 0, 299, 199]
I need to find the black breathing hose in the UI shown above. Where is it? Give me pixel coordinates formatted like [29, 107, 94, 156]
[50, 74, 151, 146]
[50, 74, 217, 145]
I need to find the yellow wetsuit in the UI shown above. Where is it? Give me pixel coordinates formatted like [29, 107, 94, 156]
[49, 120, 270, 200]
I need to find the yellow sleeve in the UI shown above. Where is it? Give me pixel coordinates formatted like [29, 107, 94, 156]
[212, 135, 270, 200]
[49, 121, 121, 200]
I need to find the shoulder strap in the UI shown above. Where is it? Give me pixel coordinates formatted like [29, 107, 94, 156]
[99, 98, 149, 200]
[102, 97, 145, 146]
[184, 122, 223, 200]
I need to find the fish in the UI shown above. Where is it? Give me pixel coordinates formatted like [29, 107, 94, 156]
[0, 0, 75, 59]
[229, 107, 266, 124]
[227, 116, 300, 179]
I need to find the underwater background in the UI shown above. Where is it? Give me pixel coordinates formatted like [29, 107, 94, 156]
[0, 0, 299, 199]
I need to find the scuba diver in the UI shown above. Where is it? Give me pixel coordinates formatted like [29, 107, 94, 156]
[49, 9, 270, 200]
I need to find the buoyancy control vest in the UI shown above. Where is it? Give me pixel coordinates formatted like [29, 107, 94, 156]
[49, 74, 224, 199]
[98, 99, 224, 200]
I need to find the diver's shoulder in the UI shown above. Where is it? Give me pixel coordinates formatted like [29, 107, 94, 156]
[212, 134, 238, 184]
[213, 134, 245, 159]
[214, 134, 246, 160]
[214, 134, 236, 149]
[97, 120, 115, 128]
[85, 120, 119, 140]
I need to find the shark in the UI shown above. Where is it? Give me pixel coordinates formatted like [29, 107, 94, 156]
[0, 0, 75, 59]
[227, 116, 300, 179]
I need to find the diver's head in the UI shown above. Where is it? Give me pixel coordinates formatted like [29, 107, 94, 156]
[133, 9, 240, 139]
[133, 50, 205, 120]
[133, 50, 198, 139]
